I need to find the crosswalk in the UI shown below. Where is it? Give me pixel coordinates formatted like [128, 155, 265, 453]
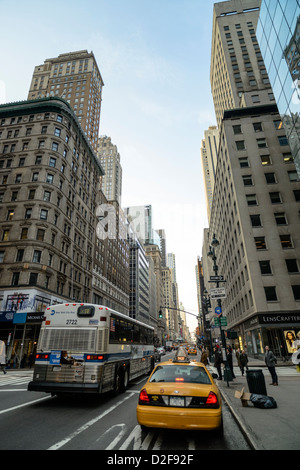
[0, 370, 33, 388]
[208, 365, 300, 377]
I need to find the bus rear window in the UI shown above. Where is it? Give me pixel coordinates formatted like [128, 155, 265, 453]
[77, 305, 95, 317]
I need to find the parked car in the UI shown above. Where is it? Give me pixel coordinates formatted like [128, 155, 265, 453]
[157, 347, 165, 355]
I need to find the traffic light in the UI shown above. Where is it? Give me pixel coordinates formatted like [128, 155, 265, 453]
[159, 310, 163, 318]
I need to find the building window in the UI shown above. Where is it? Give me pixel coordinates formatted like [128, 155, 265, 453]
[36, 229, 45, 241]
[250, 214, 261, 227]
[280, 235, 293, 249]
[283, 152, 293, 163]
[288, 171, 299, 182]
[239, 157, 249, 167]
[253, 122, 262, 132]
[273, 120, 283, 130]
[260, 154, 272, 165]
[29, 273, 38, 286]
[32, 172, 39, 182]
[251, 95, 260, 103]
[16, 249, 24, 262]
[43, 191, 51, 202]
[52, 142, 59, 152]
[12, 272, 20, 287]
[7, 210, 14, 220]
[278, 136, 289, 146]
[254, 237, 266, 250]
[0, 251, 4, 263]
[15, 174, 22, 183]
[46, 173, 54, 184]
[54, 128, 61, 137]
[274, 212, 287, 225]
[28, 189, 35, 200]
[242, 174, 253, 186]
[269, 192, 282, 204]
[2, 229, 9, 241]
[246, 194, 257, 205]
[265, 172, 276, 184]
[286, 259, 299, 274]
[32, 250, 41, 263]
[40, 209, 48, 220]
[292, 285, 300, 301]
[259, 260, 272, 275]
[233, 124, 242, 134]
[49, 157, 56, 168]
[20, 228, 28, 240]
[236, 140, 246, 150]
[257, 137, 267, 148]
[264, 286, 278, 302]
[25, 208, 32, 219]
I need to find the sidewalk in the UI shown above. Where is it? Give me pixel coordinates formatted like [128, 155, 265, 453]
[214, 357, 300, 450]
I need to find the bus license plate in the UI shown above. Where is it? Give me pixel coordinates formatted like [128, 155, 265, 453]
[52, 366, 61, 372]
[170, 396, 184, 407]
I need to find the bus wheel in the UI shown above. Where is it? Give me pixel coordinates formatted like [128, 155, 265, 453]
[120, 368, 129, 393]
[113, 369, 122, 395]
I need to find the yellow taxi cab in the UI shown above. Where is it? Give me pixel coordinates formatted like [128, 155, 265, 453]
[187, 346, 197, 355]
[136, 347, 223, 434]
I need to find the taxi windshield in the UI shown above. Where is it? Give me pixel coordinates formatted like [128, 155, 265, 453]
[149, 365, 212, 384]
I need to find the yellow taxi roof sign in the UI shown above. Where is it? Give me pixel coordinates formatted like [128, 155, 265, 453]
[173, 346, 190, 363]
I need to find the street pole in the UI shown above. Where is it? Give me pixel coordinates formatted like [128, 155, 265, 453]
[208, 235, 232, 387]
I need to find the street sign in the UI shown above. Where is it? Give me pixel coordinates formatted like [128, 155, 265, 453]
[209, 275, 225, 282]
[214, 317, 227, 326]
[215, 306, 222, 316]
[210, 287, 226, 299]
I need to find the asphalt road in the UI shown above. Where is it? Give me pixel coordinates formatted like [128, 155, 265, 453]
[0, 352, 251, 451]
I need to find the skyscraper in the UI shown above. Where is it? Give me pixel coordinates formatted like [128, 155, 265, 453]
[204, 0, 300, 358]
[97, 135, 122, 204]
[257, 0, 300, 176]
[28, 50, 104, 151]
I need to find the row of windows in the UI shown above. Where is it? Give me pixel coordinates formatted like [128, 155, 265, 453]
[235, 135, 290, 151]
[246, 190, 300, 205]
[109, 314, 154, 344]
[0, 113, 63, 127]
[242, 171, 299, 186]
[249, 211, 298, 227]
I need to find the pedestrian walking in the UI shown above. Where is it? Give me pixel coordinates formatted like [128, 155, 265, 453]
[240, 350, 248, 376]
[226, 346, 236, 379]
[265, 345, 278, 386]
[236, 348, 241, 372]
[214, 345, 223, 380]
[200, 348, 208, 366]
[0, 340, 7, 374]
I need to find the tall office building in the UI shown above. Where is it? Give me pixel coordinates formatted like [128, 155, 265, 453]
[257, 0, 300, 176]
[204, 0, 300, 358]
[200, 126, 219, 222]
[0, 97, 105, 360]
[28, 50, 104, 151]
[97, 135, 122, 204]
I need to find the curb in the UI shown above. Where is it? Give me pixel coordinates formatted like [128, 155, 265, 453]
[216, 382, 262, 451]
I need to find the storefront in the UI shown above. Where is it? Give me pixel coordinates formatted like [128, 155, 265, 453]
[0, 311, 44, 368]
[243, 312, 300, 359]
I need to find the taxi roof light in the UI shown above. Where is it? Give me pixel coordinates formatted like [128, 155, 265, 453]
[173, 347, 190, 363]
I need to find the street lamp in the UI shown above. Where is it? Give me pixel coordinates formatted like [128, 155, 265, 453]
[207, 234, 232, 387]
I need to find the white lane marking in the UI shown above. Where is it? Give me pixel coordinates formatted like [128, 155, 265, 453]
[48, 392, 135, 450]
[0, 396, 51, 414]
[102, 424, 127, 450]
[153, 430, 164, 450]
[0, 389, 28, 392]
[119, 424, 142, 450]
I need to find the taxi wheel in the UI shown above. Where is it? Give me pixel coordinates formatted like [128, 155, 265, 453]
[214, 417, 224, 437]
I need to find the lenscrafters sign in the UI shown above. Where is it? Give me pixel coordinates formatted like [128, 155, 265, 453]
[245, 313, 300, 329]
[259, 313, 300, 325]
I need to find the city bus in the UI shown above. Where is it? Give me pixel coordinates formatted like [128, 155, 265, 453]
[28, 303, 155, 396]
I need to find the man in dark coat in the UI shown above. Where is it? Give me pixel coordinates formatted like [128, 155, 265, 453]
[214, 346, 223, 380]
[265, 345, 278, 385]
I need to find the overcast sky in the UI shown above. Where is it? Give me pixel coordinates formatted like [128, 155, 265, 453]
[0, 0, 218, 330]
